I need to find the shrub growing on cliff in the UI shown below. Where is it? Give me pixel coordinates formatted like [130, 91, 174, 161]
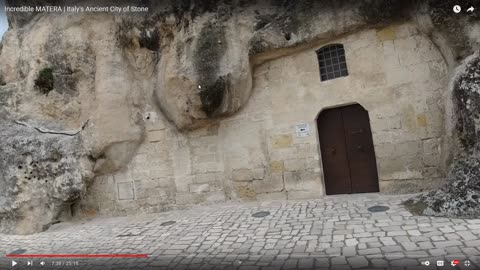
[35, 68, 54, 95]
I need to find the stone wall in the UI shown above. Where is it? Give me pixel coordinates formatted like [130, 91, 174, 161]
[80, 22, 450, 216]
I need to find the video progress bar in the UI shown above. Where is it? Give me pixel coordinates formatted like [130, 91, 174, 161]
[5, 254, 149, 258]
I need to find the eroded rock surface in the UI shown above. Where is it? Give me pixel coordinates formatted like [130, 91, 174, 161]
[1, 0, 480, 233]
[0, 121, 93, 234]
[405, 55, 480, 218]
[406, 157, 480, 218]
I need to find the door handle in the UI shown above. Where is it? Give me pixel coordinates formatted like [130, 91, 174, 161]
[328, 147, 336, 155]
[357, 145, 365, 152]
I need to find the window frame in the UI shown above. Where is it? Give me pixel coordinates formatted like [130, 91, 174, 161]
[316, 44, 349, 82]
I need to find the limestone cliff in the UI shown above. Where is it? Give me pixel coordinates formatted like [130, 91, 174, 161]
[405, 54, 480, 218]
[1, 0, 480, 233]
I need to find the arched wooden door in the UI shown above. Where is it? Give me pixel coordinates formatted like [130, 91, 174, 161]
[317, 104, 379, 195]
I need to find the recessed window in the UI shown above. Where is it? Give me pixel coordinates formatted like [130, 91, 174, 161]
[316, 44, 348, 81]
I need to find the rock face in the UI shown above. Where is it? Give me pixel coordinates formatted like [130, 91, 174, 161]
[0, 0, 480, 233]
[406, 157, 480, 218]
[0, 121, 93, 234]
[405, 55, 480, 218]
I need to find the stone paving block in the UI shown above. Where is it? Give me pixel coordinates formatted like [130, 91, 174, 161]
[387, 231, 407, 236]
[345, 239, 359, 246]
[358, 248, 381, 255]
[462, 247, 480, 256]
[390, 258, 418, 267]
[314, 258, 330, 268]
[401, 242, 420, 251]
[342, 246, 357, 257]
[331, 256, 348, 265]
[407, 230, 422, 236]
[431, 235, 446, 241]
[371, 258, 389, 267]
[359, 237, 378, 243]
[433, 240, 463, 248]
[347, 256, 369, 268]
[429, 248, 446, 256]
[457, 231, 478, 241]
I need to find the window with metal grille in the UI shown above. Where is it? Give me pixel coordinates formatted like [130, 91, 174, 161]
[316, 44, 348, 81]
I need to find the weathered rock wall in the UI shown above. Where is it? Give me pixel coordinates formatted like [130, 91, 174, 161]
[78, 22, 450, 217]
[1, 0, 480, 233]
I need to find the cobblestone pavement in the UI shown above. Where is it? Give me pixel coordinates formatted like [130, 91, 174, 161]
[1, 193, 480, 270]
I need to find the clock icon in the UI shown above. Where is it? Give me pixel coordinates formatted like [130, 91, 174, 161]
[453, 5, 462, 13]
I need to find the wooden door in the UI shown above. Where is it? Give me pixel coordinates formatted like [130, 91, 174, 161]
[317, 104, 379, 195]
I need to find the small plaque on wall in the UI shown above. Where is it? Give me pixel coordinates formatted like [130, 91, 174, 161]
[295, 123, 311, 137]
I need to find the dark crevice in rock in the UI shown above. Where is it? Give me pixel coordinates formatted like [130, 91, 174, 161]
[194, 20, 228, 117]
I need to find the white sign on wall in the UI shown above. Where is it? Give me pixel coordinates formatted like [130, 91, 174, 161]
[295, 123, 311, 137]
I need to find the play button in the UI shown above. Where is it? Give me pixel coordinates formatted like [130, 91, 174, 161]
[11, 260, 17, 267]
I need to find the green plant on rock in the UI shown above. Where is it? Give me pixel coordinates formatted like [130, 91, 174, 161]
[35, 67, 54, 95]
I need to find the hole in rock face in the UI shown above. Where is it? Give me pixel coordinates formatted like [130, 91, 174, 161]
[252, 211, 270, 218]
[18, 166, 22, 169]
[284, 33, 291, 41]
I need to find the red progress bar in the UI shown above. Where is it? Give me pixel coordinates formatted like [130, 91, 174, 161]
[6, 254, 148, 258]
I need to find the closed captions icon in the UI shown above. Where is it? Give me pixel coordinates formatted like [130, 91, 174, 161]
[454, 5, 462, 13]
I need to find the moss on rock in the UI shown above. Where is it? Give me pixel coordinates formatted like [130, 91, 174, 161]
[34, 67, 54, 95]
